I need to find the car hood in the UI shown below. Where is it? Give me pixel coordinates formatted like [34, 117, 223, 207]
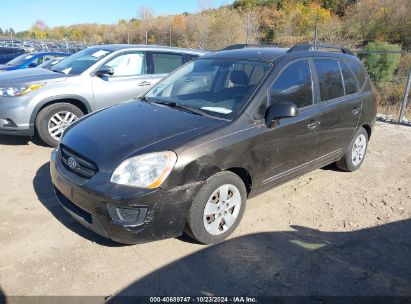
[61, 101, 227, 172]
[0, 67, 68, 86]
[0, 64, 19, 71]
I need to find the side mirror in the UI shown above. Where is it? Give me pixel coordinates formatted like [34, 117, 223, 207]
[265, 101, 298, 128]
[28, 62, 37, 68]
[95, 67, 114, 77]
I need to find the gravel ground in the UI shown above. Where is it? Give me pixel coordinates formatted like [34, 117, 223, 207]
[0, 122, 410, 300]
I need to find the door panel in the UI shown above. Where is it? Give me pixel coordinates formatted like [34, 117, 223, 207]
[255, 107, 322, 190]
[91, 51, 152, 110]
[318, 97, 362, 157]
[252, 59, 323, 190]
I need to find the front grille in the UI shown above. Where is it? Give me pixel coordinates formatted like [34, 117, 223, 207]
[60, 145, 98, 178]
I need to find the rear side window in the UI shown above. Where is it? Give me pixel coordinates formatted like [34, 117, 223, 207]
[314, 59, 344, 102]
[344, 60, 367, 89]
[270, 60, 313, 108]
[152, 52, 183, 74]
[340, 61, 358, 95]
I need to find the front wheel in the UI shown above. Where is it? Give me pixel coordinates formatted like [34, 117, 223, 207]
[185, 171, 247, 245]
[336, 127, 369, 172]
[35, 103, 84, 147]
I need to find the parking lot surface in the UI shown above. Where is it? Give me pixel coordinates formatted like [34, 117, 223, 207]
[0, 122, 410, 298]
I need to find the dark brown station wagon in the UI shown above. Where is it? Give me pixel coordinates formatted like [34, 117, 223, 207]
[50, 44, 377, 244]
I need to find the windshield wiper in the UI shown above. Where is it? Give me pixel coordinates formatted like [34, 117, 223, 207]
[51, 69, 63, 74]
[152, 101, 205, 116]
[139, 96, 153, 104]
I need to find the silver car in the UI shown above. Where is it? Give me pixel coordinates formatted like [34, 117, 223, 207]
[0, 45, 207, 146]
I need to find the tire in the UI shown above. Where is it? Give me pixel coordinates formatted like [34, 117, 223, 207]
[185, 171, 247, 245]
[336, 127, 368, 172]
[35, 103, 84, 147]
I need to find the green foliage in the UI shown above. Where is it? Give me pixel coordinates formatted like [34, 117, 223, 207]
[359, 41, 401, 84]
[233, 0, 279, 10]
[320, 0, 356, 16]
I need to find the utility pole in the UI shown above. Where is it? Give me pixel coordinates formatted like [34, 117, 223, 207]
[145, 30, 148, 45]
[169, 23, 172, 47]
[10, 31, 13, 47]
[314, 15, 318, 45]
[245, 15, 249, 44]
[399, 67, 411, 123]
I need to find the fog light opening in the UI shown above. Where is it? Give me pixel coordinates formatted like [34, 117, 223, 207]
[107, 204, 147, 226]
[0, 118, 17, 128]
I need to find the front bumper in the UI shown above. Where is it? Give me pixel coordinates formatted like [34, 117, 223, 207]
[0, 95, 35, 136]
[50, 151, 203, 244]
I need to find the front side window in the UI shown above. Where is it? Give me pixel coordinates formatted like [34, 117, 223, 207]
[270, 60, 313, 108]
[104, 52, 146, 76]
[152, 52, 183, 74]
[314, 59, 344, 102]
[145, 58, 270, 119]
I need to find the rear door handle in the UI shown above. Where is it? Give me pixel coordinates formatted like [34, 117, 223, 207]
[307, 120, 320, 129]
[138, 81, 151, 86]
[352, 108, 361, 115]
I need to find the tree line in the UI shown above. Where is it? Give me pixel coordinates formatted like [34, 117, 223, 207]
[1, 0, 409, 50]
[1, 0, 410, 116]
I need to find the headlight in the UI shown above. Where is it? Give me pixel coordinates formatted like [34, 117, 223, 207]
[110, 151, 177, 188]
[0, 83, 45, 97]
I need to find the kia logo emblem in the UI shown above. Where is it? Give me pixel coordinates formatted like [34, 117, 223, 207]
[67, 157, 78, 169]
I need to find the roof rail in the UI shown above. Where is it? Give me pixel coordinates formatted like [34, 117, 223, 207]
[287, 44, 354, 55]
[221, 44, 268, 51]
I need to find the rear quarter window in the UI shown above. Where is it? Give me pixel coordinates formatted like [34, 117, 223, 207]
[344, 60, 367, 89]
[340, 61, 359, 95]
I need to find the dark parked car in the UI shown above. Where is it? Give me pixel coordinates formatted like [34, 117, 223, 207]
[0, 47, 25, 64]
[50, 44, 377, 244]
[0, 52, 69, 72]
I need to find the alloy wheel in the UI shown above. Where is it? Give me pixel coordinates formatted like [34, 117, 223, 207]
[47, 111, 78, 140]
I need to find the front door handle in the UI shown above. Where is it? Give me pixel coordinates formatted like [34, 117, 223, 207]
[138, 81, 151, 86]
[307, 120, 320, 130]
[352, 108, 361, 115]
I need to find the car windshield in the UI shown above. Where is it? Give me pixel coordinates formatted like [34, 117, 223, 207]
[6, 53, 35, 66]
[145, 58, 271, 119]
[38, 57, 65, 69]
[52, 48, 112, 75]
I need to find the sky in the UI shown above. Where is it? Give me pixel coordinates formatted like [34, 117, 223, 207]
[0, 0, 234, 32]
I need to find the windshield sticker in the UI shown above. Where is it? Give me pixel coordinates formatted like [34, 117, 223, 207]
[91, 50, 109, 58]
[62, 67, 72, 74]
[201, 107, 232, 114]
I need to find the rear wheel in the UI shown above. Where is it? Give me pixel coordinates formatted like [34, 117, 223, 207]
[35, 103, 84, 147]
[336, 127, 368, 172]
[185, 171, 247, 244]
